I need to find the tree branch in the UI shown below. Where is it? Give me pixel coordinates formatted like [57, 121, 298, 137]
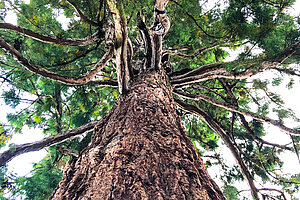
[119, 3, 130, 93]
[274, 41, 300, 63]
[171, 42, 300, 87]
[218, 79, 293, 150]
[138, 17, 155, 70]
[89, 79, 118, 87]
[0, 37, 114, 85]
[174, 98, 260, 199]
[239, 114, 292, 150]
[0, 120, 99, 167]
[107, 0, 131, 94]
[0, 23, 99, 46]
[272, 67, 300, 77]
[66, 0, 99, 27]
[171, 62, 224, 80]
[258, 188, 287, 200]
[170, 61, 270, 87]
[173, 89, 300, 136]
[152, 0, 170, 71]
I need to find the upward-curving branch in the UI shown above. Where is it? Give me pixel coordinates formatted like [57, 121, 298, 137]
[0, 23, 100, 46]
[0, 37, 114, 85]
[171, 42, 300, 87]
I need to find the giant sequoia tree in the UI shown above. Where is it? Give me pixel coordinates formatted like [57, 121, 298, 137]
[0, 0, 299, 199]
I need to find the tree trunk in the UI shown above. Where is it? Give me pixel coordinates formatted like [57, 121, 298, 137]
[49, 71, 225, 200]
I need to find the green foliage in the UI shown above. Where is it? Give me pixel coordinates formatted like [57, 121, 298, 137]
[17, 156, 63, 200]
[0, 124, 10, 147]
[2, 89, 21, 108]
[0, 166, 8, 194]
[184, 115, 219, 151]
[223, 185, 239, 200]
[0, 0, 299, 199]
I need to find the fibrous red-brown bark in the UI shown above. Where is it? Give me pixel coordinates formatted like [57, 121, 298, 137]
[49, 71, 225, 200]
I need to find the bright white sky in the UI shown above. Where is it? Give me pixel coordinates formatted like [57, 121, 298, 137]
[0, 0, 300, 199]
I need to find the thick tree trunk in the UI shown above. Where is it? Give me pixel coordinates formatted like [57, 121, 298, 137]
[49, 71, 225, 200]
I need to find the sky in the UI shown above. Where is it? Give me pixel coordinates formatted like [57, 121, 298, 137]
[204, 69, 300, 198]
[0, 0, 300, 199]
[0, 0, 71, 175]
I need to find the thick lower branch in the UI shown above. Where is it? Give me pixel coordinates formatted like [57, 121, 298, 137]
[0, 120, 99, 167]
[0, 37, 114, 85]
[0, 23, 99, 46]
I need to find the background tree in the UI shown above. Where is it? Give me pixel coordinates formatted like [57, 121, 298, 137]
[0, 0, 299, 199]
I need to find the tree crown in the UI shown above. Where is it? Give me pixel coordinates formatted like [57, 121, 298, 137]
[0, 0, 299, 199]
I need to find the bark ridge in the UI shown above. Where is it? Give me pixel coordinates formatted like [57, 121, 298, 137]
[50, 72, 225, 200]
